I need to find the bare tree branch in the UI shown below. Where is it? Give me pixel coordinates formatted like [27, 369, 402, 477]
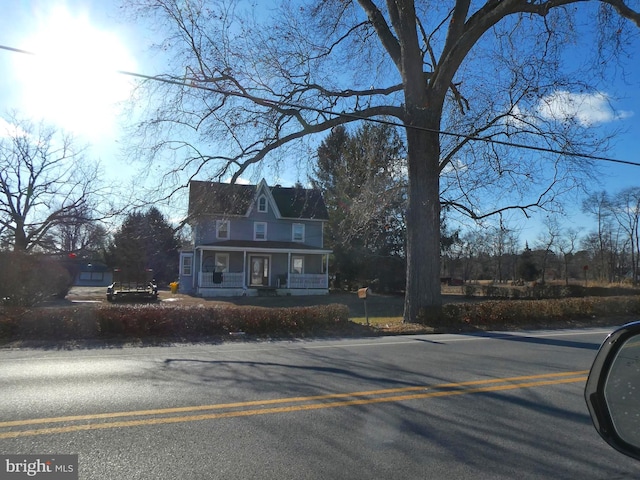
[0, 113, 105, 252]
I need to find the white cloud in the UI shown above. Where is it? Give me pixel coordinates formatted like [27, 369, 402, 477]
[0, 118, 13, 138]
[223, 176, 252, 185]
[536, 91, 633, 127]
[505, 91, 634, 129]
[441, 157, 468, 175]
[505, 104, 535, 129]
[0, 118, 28, 139]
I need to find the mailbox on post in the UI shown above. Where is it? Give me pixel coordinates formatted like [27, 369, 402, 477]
[358, 287, 370, 325]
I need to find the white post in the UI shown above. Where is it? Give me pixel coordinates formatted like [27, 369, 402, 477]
[198, 248, 204, 291]
[325, 254, 329, 289]
[192, 249, 197, 291]
[242, 250, 247, 289]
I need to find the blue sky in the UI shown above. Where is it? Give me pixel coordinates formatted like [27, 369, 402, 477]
[0, 0, 144, 185]
[0, 0, 638, 240]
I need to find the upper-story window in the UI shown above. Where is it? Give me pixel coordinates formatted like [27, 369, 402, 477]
[292, 223, 305, 242]
[257, 195, 268, 213]
[216, 220, 230, 239]
[254, 222, 267, 241]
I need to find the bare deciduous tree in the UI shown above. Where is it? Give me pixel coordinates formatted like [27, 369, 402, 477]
[0, 114, 103, 252]
[127, 0, 640, 321]
[557, 227, 581, 286]
[581, 190, 633, 283]
[51, 207, 110, 258]
[611, 187, 640, 285]
[535, 216, 562, 284]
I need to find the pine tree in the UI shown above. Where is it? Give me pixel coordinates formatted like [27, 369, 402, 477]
[106, 208, 180, 284]
[311, 124, 407, 291]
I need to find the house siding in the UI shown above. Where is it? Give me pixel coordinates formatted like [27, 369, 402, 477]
[196, 216, 323, 247]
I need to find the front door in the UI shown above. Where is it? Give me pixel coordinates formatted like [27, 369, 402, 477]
[249, 256, 269, 286]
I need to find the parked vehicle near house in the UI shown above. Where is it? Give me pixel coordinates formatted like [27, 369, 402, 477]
[179, 179, 332, 297]
[106, 268, 158, 302]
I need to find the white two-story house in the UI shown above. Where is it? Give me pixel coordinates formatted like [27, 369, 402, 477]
[178, 179, 332, 296]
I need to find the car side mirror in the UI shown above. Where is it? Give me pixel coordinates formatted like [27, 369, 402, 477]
[585, 321, 640, 461]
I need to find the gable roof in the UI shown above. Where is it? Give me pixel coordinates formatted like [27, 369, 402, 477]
[270, 186, 328, 219]
[188, 180, 329, 220]
[189, 181, 254, 217]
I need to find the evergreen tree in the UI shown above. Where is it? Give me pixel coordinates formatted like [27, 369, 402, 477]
[312, 123, 407, 291]
[518, 243, 540, 282]
[106, 208, 180, 284]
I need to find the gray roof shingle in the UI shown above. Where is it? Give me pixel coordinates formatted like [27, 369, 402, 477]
[188, 180, 329, 220]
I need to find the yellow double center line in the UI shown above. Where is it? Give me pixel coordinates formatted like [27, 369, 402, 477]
[0, 370, 587, 439]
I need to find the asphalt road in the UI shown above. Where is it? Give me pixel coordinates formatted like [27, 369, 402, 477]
[2, 329, 640, 479]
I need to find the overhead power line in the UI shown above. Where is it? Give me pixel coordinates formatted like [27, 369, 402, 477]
[1, 43, 638, 168]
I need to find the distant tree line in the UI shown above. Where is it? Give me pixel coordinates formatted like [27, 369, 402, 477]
[310, 124, 639, 290]
[444, 188, 640, 286]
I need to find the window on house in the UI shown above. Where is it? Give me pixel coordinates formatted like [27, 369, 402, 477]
[215, 253, 229, 272]
[216, 220, 230, 239]
[292, 223, 305, 242]
[181, 254, 193, 276]
[254, 222, 267, 240]
[258, 195, 268, 213]
[291, 256, 304, 275]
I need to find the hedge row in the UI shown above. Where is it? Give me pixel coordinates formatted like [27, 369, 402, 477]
[419, 295, 640, 329]
[466, 284, 639, 300]
[2, 295, 638, 343]
[0, 303, 351, 342]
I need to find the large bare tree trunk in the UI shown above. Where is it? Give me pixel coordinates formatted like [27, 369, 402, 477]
[392, 0, 444, 322]
[403, 115, 442, 322]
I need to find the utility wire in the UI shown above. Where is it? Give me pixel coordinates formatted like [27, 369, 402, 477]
[1, 43, 639, 168]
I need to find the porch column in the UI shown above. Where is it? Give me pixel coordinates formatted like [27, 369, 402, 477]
[325, 254, 329, 289]
[193, 248, 199, 290]
[242, 250, 247, 289]
[198, 248, 204, 290]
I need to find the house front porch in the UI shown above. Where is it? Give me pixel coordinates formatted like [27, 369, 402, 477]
[183, 241, 331, 297]
[197, 271, 329, 296]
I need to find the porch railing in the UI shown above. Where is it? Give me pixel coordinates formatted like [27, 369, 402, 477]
[200, 272, 244, 288]
[199, 272, 327, 289]
[288, 273, 328, 289]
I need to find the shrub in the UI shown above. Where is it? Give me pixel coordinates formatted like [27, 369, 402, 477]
[0, 252, 72, 306]
[0, 303, 351, 343]
[464, 285, 477, 298]
[482, 285, 501, 298]
[417, 295, 640, 330]
[1, 306, 97, 340]
[472, 283, 639, 300]
[95, 303, 350, 338]
[508, 288, 521, 299]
